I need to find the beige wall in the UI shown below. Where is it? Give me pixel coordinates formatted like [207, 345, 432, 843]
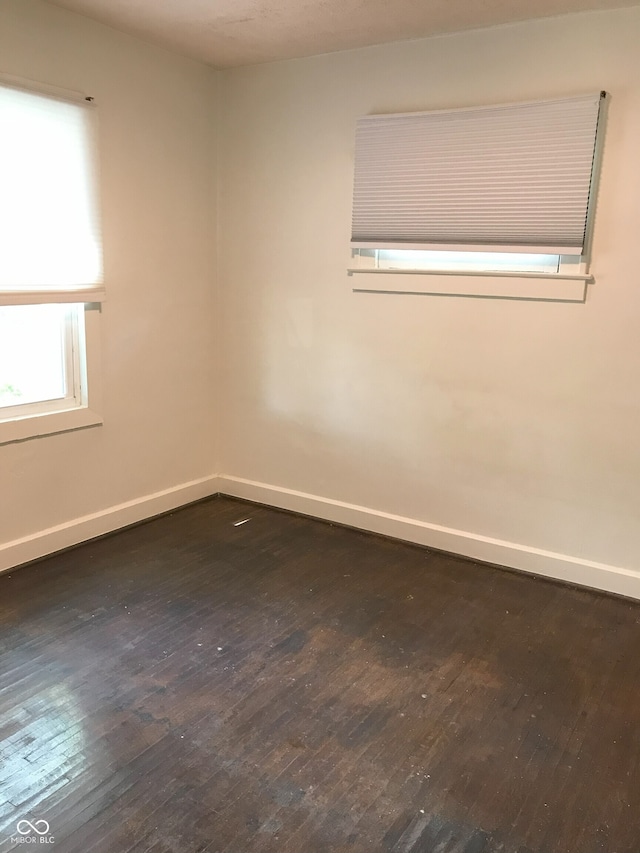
[219, 7, 640, 594]
[0, 0, 219, 563]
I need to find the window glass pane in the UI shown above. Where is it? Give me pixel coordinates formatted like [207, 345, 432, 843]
[0, 304, 68, 408]
[352, 248, 561, 274]
[376, 250, 560, 273]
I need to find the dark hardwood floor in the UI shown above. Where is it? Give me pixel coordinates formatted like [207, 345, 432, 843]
[1, 496, 639, 853]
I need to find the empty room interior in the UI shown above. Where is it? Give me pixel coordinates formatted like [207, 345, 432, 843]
[2, 0, 640, 850]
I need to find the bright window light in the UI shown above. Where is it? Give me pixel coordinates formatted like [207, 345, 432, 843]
[352, 248, 563, 274]
[0, 304, 82, 414]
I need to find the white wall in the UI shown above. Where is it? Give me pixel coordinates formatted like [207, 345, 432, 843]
[0, 0, 220, 567]
[218, 8, 640, 597]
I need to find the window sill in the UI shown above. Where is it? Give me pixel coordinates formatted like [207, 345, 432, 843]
[0, 406, 103, 445]
[348, 269, 592, 302]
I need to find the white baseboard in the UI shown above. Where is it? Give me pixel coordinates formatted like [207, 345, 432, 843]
[4, 471, 638, 601]
[218, 474, 640, 601]
[0, 475, 220, 574]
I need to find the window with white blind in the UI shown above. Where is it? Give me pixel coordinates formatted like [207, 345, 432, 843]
[349, 93, 607, 297]
[0, 76, 104, 444]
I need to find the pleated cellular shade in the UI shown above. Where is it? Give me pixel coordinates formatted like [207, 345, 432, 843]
[0, 81, 104, 302]
[352, 93, 606, 254]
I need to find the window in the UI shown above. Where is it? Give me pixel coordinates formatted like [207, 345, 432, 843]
[349, 93, 607, 298]
[352, 249, 569, 275]
[0, 76, 104, 444]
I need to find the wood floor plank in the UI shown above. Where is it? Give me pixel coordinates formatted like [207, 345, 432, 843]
[1, 496, 640, 852]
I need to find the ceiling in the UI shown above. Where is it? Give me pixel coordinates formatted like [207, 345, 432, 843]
[45, 0, 638, 68]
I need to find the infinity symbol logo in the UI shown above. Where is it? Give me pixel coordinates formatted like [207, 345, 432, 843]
[16, 819, 50, 835]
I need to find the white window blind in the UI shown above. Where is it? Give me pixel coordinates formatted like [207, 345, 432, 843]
[0, 80, 104, 305]
[351, 93, 606, 255]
